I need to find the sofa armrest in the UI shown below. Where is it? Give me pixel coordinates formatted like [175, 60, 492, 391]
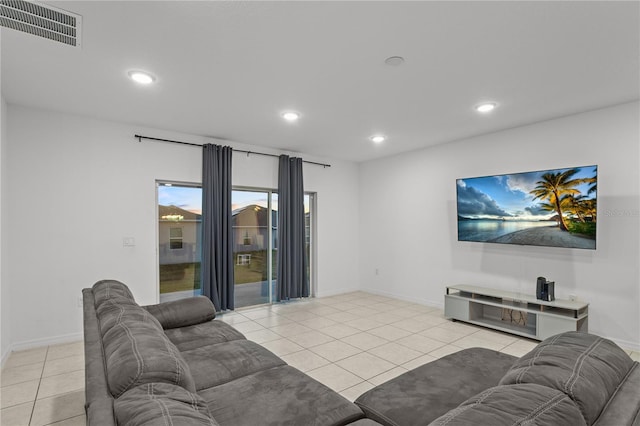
[143, 296, 216, 329]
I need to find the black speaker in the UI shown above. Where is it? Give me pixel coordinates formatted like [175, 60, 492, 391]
[536, 277, 555, 302]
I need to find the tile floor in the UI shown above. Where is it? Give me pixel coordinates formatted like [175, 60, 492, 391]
[2, 291, 639, 425]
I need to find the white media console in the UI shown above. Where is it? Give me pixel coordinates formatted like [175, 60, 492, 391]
[444, 284, 589, 341]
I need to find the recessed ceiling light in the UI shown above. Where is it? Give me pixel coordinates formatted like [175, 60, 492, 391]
[370, 135, 386, 143]
[384, 56, 405, 66]
[282, 111, 301, 121]
[128, 70, 155, 85]
[475, 102, 497, 113]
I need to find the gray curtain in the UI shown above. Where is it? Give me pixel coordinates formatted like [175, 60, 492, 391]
[276, 155, 309, 301]
[201, 144, 234, 311]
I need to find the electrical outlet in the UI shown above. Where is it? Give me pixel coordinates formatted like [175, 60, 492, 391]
[77, 296, 83, 308]
[375, 268, 379, 276]
[123, 237, 135, 247]
[569, 294, 577, 301]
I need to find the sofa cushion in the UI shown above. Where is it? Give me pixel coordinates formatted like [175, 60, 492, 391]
[115, 382, 218, 426]
[198, 365, 364, 426]
[144, 296, 216, 330]
[102, 315, 196, 398]
[164, 320, 245, 351]
[428, 384, 586, 426]
[96, 300, 162, 336]
[181, 339, 286, 390]
[499, 332, 634, 425]
[592, 362, 640, 426]
[355, 348, 517, 426]
[92, 279, 137, 308]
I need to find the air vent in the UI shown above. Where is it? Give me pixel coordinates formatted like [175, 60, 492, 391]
[0, 0, 81, 47]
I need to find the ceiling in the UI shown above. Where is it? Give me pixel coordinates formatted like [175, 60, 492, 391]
[2, 1, 638, 163]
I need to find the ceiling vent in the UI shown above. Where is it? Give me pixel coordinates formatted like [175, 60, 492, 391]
[0, 0, 81, 48]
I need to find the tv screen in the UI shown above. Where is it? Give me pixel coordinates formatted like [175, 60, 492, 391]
[457, 165, 597, 249]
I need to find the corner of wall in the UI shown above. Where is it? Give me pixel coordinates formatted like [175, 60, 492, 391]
[0, 90, 11, 364]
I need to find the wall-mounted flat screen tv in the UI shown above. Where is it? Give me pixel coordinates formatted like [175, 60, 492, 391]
[457, 165, 597, 249]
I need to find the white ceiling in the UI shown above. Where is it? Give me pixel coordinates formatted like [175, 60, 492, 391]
[2, 1, 638, 163]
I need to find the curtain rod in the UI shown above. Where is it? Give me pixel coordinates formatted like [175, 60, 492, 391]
[134, 134, 331, 168]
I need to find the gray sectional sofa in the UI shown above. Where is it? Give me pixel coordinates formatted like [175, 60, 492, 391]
[83, 280, 640, 425]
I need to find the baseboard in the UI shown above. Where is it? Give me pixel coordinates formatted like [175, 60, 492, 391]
[314, 286, 362, 298]
[1, 346, 11, 369]
[7, 332, 83, 354]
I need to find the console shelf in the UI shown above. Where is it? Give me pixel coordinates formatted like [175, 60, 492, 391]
[444, 285, 588, 341]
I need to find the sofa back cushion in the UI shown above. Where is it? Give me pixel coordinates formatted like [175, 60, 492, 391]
[115, 383, 218, 426]
[102, 315, 196, 398]
[97, 300, 162, 336]
[499, 332, 634, 425]
[428, 384, 586, 426]
[92, 280, 137, 308]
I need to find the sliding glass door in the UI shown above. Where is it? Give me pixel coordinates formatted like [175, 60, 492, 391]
[158, 183, 202, 303]
[231, 189, 275, 308]
[158, 182, 313, 308]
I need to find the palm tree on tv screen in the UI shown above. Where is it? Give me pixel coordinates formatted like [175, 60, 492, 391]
[530, 169, 584, 232]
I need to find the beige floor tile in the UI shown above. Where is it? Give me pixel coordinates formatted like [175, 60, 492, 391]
[280, 350, 330, 372]
[473, 329, 519, 346]
[37, 370, 85, 400]
[42, 355, 84, 378]
[451, 334, 507, 351]
[344, 318, 385, 332]
[46, 342, 83, 361]
[401, 353, 438, 370]
[437, 320, 480, 335]
[239, 309, 279, 321]
[231, 320, 265, 334]
[48, 415, 87, 425]
[368, 313, 407, 325]
[1, 362, 43, 387]
[327, 302, 360, 312]
[427, 344, 462, 359]
[339, 381, 375, 402]
[367, 325, 413, 341]
[317, 324, 361, 339]
[298, 317, 339, 330]
[368, 342, 423, 365]
[309, 340, 362, 362]
[391, 317, 436, 333]
[306, 364, 363, 392]
[4, 348, 47, 369]
[0, 379, 39, 409]
[270, 323, 314, 337]
[0, 401, 32, 426]
[244, 328, 282, 344]
[408, 313, 449, 327]
[396, 334, 446, 354]
[346, 307, 379, 318]
[252, 315, 293, 328]
[30, 390, 84, 426]
[418, 326, 471, 343]
[306, 306, 342, 317]
[336, 352, 395, 380]
[325, 311, 360, 323]
[500, 344, 534, 358]
[629, 351, 640, 362]
[216, 313, 251, 325]
[340, 332, 389, 351]
[280, 311, 320, 322]
[389, 309, 422, 319]
[287, 330, 334, 348]
[368, 366, 408, 386]
[259, 338, 304, 357]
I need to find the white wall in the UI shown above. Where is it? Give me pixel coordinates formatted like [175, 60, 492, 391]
[5, 105, 360, 349]
[359, 102, 640, 350]
[0, 94, 9, 364]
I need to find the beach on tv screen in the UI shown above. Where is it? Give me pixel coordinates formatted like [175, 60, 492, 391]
[456, 165, 597, 250]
